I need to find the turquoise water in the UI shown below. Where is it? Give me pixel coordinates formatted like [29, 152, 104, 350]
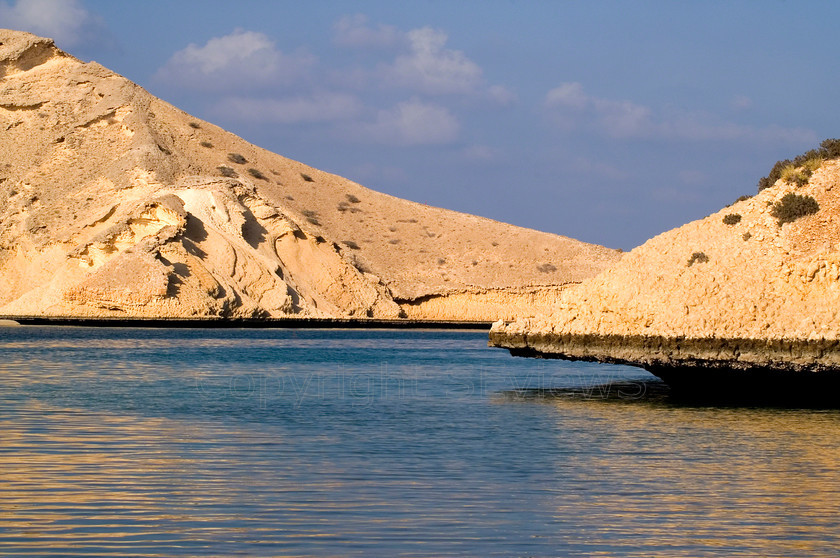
[1, 327, 839, 557]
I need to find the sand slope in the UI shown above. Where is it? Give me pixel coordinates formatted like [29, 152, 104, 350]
[0, 30, 619, 320]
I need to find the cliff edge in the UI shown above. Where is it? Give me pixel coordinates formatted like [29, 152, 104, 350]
[491, 144, 840, 392]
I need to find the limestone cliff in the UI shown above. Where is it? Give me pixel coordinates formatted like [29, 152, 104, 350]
[0, 30, 619, 321]
[491, 152, 840, 379]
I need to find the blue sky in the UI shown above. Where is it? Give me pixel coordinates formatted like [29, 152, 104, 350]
[3, 0, 838, 249]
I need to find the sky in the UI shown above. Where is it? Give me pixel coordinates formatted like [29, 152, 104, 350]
[2, 0, 839, 250]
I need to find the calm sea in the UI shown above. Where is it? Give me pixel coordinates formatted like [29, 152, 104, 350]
[1, 327, 839, 557]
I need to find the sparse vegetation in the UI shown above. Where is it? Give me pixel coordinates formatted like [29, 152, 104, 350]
[687, 251, 709, 267]
[389, 238, 400, 244]
[742, 232, 752, 241]
[337, 201, 361, 213]
[346, 194, 361, 203]
[302, 209, 321, 226]
[437, 258, 446, 265]
[779, 163, 814, 187]
[343, 240, 360, 250]
[757, 138, 840, 192]
[537, 263, 557, 273]
[217, 166, 238, 178]
[247, 168, 267, 180]
[770, 193, 820, 225]
[189, 122, 201, 129]
[352, 256, 372, 274]
[301, 173, 314, 182]
[822, 138, 840, 158]
[200, 141, 213, 148]
[722, 213, 742, 225]
[228, 153, 247, 165]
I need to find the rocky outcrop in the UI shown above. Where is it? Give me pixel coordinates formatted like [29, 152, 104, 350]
[491, 155, 840, 388]
[0, 29, 619, 321]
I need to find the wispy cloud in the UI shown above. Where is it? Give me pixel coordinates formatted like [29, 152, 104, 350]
[213, 93, 363, 124]
[381, 27, 483, 95]
[154, 29, 316, 91]
[153, 20, 507, 147]
[544, 81, 816, 144]
[486, 85, 517, 106]
[332, 14, 401, 49]
[354, 98, 460, 145]
[331, 16, 513, 103]
[0, 0, 105, 47]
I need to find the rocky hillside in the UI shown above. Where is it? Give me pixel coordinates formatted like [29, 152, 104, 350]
[491, 146, 840, 376]
[0, 30, 619, 321]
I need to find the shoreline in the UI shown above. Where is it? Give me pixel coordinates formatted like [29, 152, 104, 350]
[490, 329, 840, 404]
[1, 315, 492, 330]
[489, 330, 840, 372]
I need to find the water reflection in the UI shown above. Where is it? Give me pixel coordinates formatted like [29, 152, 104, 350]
[1, 328, 839, 556]
[503, 382, 840, 557]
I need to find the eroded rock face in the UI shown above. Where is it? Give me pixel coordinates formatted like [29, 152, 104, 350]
[491, 158, 840, 376]
[0, 29, 620, 320]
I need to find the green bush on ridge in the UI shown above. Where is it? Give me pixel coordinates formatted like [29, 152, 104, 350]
[757, 138, 840, 192]
[770, 193, 820, 225]
[722, 214, 741, 225]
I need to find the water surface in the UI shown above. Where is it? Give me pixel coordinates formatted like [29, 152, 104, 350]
[1, 327, 839, 556]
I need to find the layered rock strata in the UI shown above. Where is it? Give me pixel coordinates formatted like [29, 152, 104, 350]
[491, 158, 840, 390]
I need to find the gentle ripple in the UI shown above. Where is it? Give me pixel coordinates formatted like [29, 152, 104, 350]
[0, 327, 839, 556]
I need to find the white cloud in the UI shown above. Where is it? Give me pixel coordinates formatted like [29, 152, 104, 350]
[544, 81, 817, 144]
[383, 27, 483, 95]
[487, 85, 517, 106]
[333, 16, 511, 102]
[0, 0, 104, 47]
[333, 14, 400, 48]
[213, 93, 363, 124]
[154, 29, 316, 91]
[357, 98, 460, 145]
[545, 82, 653, 138]
[545, 82, 589, 110]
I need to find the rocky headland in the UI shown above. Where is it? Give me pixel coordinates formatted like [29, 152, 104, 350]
[491, 143, 840, 397]
[0, 30, 619, 322]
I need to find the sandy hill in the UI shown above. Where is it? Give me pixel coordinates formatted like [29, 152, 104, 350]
[0, 30, 619, 321]
[492, 146, 840, 381]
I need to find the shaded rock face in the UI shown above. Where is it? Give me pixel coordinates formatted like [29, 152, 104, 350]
[491, 155, 840, 379]
[0, 30, 620, 320]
